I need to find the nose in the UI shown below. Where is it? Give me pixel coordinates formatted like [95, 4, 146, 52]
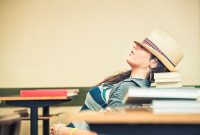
[132, 43, 138, 50]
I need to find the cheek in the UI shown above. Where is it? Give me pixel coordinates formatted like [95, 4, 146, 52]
[127, 55, 141, 66]
[139, 55, 151, 66]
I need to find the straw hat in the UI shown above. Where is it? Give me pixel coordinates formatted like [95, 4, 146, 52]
[134, 29, 183, 72]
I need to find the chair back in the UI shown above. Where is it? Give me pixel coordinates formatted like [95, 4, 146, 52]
[0, 113, 21, 135]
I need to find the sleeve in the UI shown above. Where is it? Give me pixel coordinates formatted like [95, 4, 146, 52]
[108, 82, 139, 110]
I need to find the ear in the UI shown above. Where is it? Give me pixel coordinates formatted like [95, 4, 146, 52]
[149, 58, 158, 69]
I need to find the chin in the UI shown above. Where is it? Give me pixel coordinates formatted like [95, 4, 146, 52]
[126, 59, 134, 67]
[127, 57, 138, 68]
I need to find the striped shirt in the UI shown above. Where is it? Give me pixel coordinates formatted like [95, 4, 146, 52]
[67, 78, 150, 130]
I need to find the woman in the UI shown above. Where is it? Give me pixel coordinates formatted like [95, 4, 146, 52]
[50, 29, 183, 135]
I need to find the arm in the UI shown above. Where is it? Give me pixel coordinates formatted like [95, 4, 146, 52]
[60, 86, 106, 132]
[80, 86, 108, 111]
[52, 86, 107, 134]
[108, 82, 139, 110]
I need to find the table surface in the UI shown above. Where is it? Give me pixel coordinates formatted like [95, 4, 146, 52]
[68, 110, 200, 124]
[0, 89, 78, 135]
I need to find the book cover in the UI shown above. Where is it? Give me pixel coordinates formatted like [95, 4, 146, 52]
[153, 108, 200, 114]
[154, 77, 181, 83]
[152, 100, 200, 108]
[124, 88, 200, 104]
[155, 81, 182, 88]
[20, 90, 68, 97]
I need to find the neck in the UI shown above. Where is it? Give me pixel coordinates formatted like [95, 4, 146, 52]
[131, 67, 149, 79]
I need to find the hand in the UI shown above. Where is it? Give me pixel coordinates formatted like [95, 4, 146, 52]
[50, 123, 65, 135]
[105, 107, 113, 112]
[50, 123, 97, 135]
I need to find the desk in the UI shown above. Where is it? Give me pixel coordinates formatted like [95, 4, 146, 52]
[69, 110, 200, 135]
[0, 96, 73, 135]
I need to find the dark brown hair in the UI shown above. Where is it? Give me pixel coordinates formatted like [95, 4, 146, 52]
[96, 55, 169, 86]
[146, 55, 169, 82]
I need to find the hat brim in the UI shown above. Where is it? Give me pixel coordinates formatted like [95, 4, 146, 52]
[134, 41, 177, 72]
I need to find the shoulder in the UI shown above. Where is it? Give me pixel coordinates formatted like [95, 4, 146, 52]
[115, 79, 141, 89]
[123, 78, 151, 88]
[87, 83, 113, 94]
[87, 86, 100, 94]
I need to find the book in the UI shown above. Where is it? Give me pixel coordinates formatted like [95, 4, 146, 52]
[152, 100, 200, 114]
[123, 88, 200, 104]
[20, 89, 78, 97]
[152, 100, 200, 108]
[154, 72, 181, 79]
[155, 81, 182, 88]
[153, 108, 200, 114]
[154, 77, 181, 83]
[150, 82, 156, 87]
[198, 96, 200, 101]
[153, 72, 182, 88]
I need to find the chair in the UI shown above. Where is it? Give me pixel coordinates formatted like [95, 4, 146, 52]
[0, 113, 21, 135]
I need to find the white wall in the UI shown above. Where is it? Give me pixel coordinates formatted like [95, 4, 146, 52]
[0, 0, 199, 87]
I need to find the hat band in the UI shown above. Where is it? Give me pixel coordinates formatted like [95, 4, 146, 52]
[142, 38, 175, 67]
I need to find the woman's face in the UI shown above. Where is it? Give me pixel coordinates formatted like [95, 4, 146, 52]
[127, 43, 152, 69]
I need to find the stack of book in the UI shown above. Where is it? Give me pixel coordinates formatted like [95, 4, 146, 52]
[124, 88, 200, 114]
[153, 72, 182, 88]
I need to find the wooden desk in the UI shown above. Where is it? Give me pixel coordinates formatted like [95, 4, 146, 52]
[0, 96, 74, 135]
[69, 110, 200, 135]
